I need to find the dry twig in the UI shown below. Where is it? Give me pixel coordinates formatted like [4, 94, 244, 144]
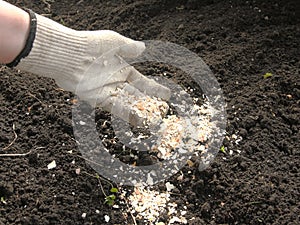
[27, 92, 45, 106]
[0, 147, 45, 157]
[3, 124, 17, 150]
[124, 198, 138, 225]
[0, 150, 32, 157]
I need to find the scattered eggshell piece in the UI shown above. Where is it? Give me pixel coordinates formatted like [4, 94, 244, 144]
[47, 160, 56, 170]
[104, 215, 110, 222]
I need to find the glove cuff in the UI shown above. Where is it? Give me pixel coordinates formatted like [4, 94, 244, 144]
[15, 12, 88, 81]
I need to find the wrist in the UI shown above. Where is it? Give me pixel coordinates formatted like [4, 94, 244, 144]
[6, 9, 36, 67]
[0, 1, 30, 64]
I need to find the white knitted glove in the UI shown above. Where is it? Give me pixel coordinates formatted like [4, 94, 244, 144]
[11, 11, 170, 126]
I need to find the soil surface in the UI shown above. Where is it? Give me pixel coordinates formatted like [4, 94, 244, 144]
[1, 0, 299, 224]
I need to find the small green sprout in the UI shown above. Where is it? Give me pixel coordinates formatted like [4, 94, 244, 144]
[220, 145, 226, 153]
[105, 187, 118, 206]
[1, 196, 7, 204]
[59, 18, 66, 25]
[82, 172, 119, 207]
[110, 187, 118, 193]
[105, 194, 116, 206]
[263, 72, 273, 79]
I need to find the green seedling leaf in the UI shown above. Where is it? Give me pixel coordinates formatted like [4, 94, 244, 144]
[110, 187, 118, 193]
[263, 72, 273, 79]
[108, 194, 116, 200]
[105, 194, 116, 206]
[1, 197, 7, 204]
[220, 145, 226, 153]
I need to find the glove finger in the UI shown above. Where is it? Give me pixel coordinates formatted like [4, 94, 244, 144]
[126, 67, 171, 101]
[117, 41, 146, 59]
[98, 83, 169, 127]
[88, 30, 145, 58]
[74, 66, 140, 107]
[100, 94, 146, 128]
[122, 83, 145, 98]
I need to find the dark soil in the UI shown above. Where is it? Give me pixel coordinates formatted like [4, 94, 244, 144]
[1, 0, 299, 224]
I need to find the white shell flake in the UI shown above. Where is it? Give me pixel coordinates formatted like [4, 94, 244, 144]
[123, 186, 189, 225]
[165, 182, 175, 192]
[113, 84, 221, 224]
[104, 215, 110, 222]
[47, 160, 56, 170]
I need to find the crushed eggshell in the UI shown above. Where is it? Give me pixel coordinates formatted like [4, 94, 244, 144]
[116, 87, 168, 127]
[169, 216, 187, 224]
[151, 115, 184, 159]
[187, 159, 194, 167]
[149, 102, 214, 160]
[116, 93, 221, 224]
[132, 96, 169, 126]
[104, 215, 110, 222]
[126, 186, 170, 222]
[75, 168, 81, 175]
[165, 182, 175, 192]
[124, 186, 188, 225]
[116, 87, 216, 161]
[47, 160, 56, 170]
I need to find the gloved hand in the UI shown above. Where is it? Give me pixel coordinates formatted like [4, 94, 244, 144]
[10, 10, 170, 126]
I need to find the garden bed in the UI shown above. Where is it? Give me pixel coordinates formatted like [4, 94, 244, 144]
[0, 0, 299, 224]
